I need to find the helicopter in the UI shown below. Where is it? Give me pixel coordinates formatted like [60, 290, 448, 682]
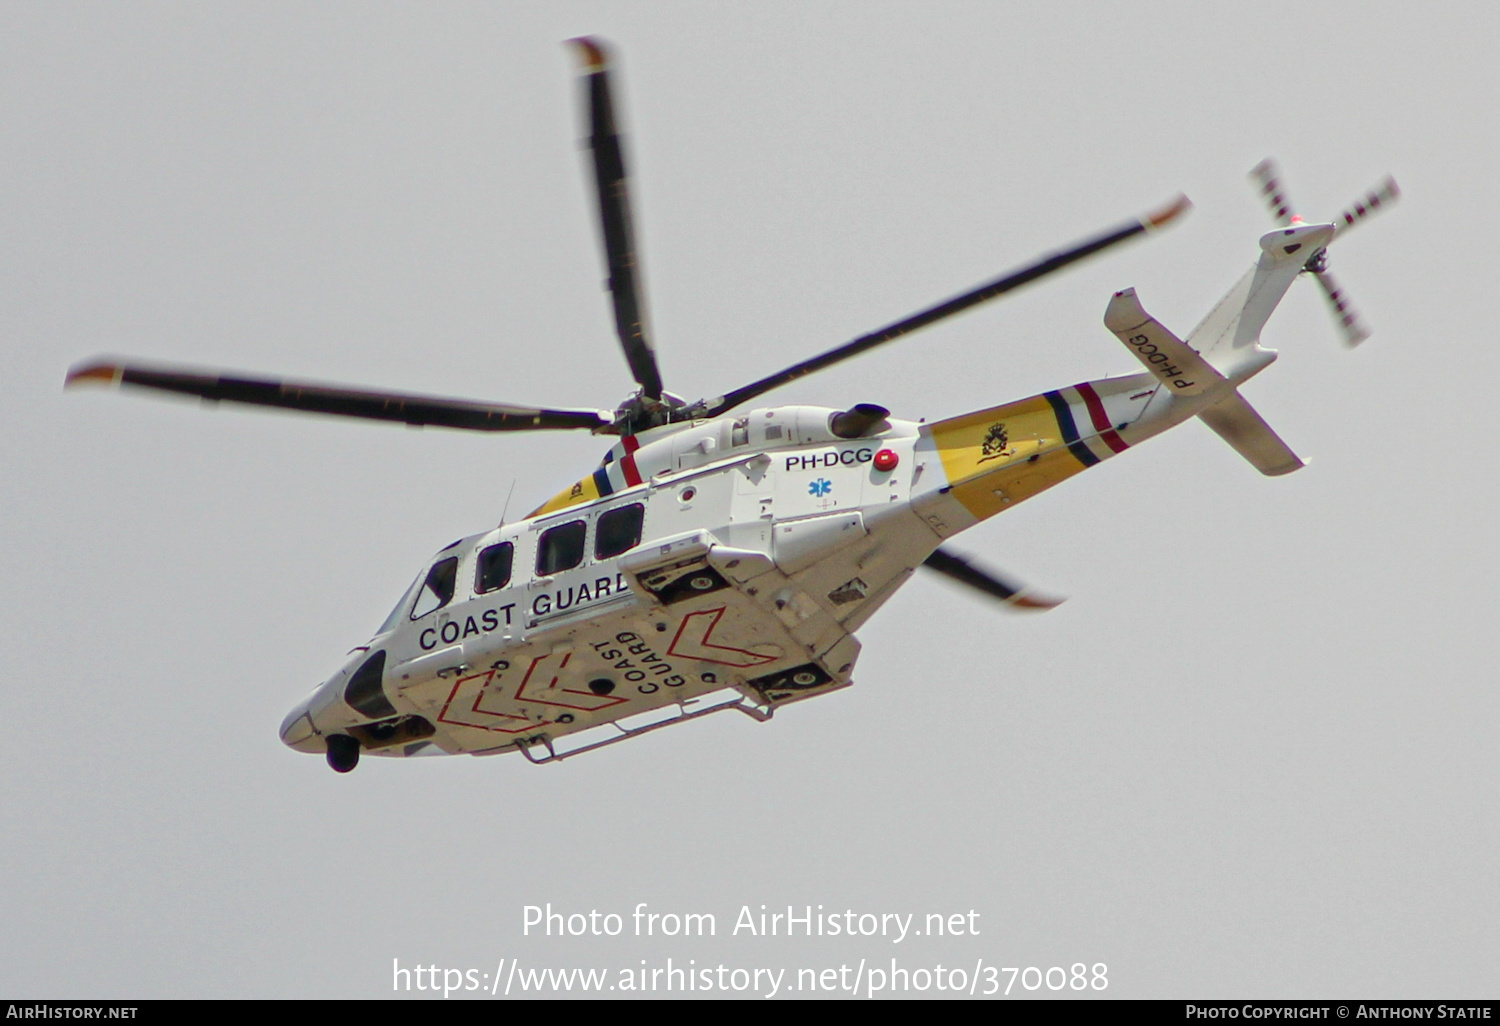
[65, 38, 1397, 772]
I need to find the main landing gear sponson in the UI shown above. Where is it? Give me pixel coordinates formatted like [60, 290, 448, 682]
[325, 734, 360, 773]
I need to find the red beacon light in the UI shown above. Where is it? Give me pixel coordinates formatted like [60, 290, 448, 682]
[873, 449, 899, 473]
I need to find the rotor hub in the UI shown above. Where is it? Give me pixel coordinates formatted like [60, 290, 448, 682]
[612, 390, 689, 434]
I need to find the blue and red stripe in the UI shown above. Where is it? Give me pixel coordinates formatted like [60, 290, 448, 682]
[1043, 389, 1100, 467]
[1074, 381, 1131, 454]
[620, 434, 643, 487]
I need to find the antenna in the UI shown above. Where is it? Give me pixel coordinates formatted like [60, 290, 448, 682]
[498, 479, 517, 527]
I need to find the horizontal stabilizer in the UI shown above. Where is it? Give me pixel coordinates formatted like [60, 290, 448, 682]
[1103, 288, 1223, 397]
[1197, 391, 1304, 476]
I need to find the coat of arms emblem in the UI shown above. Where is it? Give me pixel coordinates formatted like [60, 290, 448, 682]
[977, 421, 1009, 463]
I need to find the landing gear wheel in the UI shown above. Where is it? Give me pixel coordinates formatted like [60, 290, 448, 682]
[326, 734, 360, 773]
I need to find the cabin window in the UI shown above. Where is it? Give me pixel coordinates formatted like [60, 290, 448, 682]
[731, 417, 749, 446]
[536, 520, 586, 576]
[595, 503, 645, 560]
[475, 542, 514, 594]
[410, 556, 460, 620]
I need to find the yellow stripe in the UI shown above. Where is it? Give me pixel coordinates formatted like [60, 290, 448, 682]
[526, 474, 603, 519]
[948, 447, 1088, 520]
[927, 394, 1089, 522]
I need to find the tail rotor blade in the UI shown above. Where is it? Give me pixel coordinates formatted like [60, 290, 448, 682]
[569, 36, 664, 400]
[1334, 176, 1401, 238]
[1313, 270, 1371, 347]
[1249, 158, 1299, 226]
[921, 548, 1064, 611]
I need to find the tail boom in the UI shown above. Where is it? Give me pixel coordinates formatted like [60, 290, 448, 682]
[913, 373, 1174, 529]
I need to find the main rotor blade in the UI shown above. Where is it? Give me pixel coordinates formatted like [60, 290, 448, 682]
[697, 195, 1191, 418]
[570, 37, 664, 400]
[921, 548, 1063, 611]
[65, 359, 612, 432]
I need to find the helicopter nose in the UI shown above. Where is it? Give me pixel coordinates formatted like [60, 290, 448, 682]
[279, 700, 322, 753]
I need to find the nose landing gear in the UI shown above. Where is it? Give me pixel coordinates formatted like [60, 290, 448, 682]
[326, 734, 360, 773]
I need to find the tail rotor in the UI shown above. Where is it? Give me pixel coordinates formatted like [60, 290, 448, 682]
[1248, 159, 1399, 347]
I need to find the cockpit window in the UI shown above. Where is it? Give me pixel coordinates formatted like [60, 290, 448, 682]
[475, 542, 514, 594]
[595, 503, 645, 560]
[410, 556, 459, 620]
[536, 520, 586, 576]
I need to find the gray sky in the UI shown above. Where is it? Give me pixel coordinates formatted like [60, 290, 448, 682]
[2, 0, 1495, 999]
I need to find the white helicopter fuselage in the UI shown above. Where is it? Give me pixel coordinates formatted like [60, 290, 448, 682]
[277, 220, 1344, 765]
[276, 379, 1197, 764]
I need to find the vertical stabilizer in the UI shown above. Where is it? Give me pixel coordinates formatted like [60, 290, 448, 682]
[1187, 222, 1334, 382]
